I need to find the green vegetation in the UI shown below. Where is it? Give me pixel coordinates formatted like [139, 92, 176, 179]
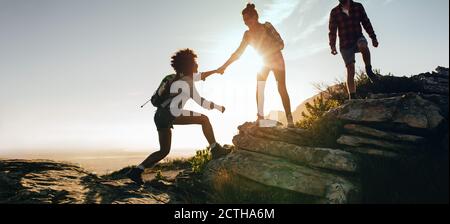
[188, 148, 212, 174]
[154, 170, 167, 181]
[296, 94, 340, 129]
[293, 69, 395, 148]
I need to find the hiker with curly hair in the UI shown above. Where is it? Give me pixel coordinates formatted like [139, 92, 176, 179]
[127, 49, 230, 184]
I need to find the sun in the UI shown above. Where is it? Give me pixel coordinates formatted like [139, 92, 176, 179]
[239, 47, 264, 72]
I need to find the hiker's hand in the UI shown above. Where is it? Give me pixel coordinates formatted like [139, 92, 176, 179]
[218, 106, 226, 113]
[331, 47, 338, 55]
[214, 105, 225, 113]
[372, 39, 379, 48]
[217, 66, 226, 75]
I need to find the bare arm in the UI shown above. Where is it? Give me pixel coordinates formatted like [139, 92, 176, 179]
[218, 32, 249, 73]
[199, 70, 221, 81]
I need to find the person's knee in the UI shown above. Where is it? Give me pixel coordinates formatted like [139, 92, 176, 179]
[346, 63, 355, 70]
[159, 148, 170, 157]
[257, 70, 270, 82]
[277, 82, 287, 93]
[358, 42, 369, 52]
[199, 115, 210, 125]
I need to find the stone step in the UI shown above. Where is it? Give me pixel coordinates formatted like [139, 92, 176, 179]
[238, 122, 309, 146]
[204, 150, 361, 204]
[233, 134, 359, 173]
[330, 94, 444, 130]
[344, 124, 425, 143]
[337, 135, 420, 152]
[343, 147, 400, 158]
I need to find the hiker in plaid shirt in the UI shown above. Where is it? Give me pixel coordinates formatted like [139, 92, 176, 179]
[329, 0, 381, 100]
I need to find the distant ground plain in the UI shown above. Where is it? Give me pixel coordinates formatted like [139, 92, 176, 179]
[0, 149, 195, 174]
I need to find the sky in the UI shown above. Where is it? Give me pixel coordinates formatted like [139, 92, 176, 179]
[0, 0, 449, 155]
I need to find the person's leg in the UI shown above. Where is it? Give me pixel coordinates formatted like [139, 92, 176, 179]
[346, 63, 357, 99]
[139, 129, 172, 169]
[128, 128, 172, 184]
[341, 47, 357, 99]
[128, 107, 175, 184]
[173, 111, 216, 145]
[358, 38, 378, 82]
[173, 111, 230, 159]
[358, 39, 371, 67]
[256, 67, 270, 120]
[273, 65, 294, 126]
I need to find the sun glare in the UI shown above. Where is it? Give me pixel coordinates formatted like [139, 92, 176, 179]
[240, 47, 264, 72]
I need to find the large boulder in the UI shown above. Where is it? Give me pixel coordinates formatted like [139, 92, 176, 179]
[413, 67, 449, 95]
[233, 133, 358, 173]
[204, 150, 361, 204]
[204, 122, 362, 204]
[329, 93, 444, 131]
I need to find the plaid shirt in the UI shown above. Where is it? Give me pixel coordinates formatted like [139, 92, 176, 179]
[329, 1, 377, 50]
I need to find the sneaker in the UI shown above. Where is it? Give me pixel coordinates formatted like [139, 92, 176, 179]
[211, 144, 231, 160]
[127, 167, 144, 185]
[286, 114, 295, 128]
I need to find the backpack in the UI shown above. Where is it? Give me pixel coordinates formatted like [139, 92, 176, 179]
[264, 22, 284, 51]
[151, 74, 179, 108]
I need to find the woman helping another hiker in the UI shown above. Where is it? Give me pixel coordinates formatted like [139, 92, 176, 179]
[217, 3, 295, 128]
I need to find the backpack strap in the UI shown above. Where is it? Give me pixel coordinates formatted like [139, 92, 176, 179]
[264, 22, 284, 51]
[158, 74, 182, 109]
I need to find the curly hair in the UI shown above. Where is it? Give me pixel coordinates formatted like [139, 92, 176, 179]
[171, 49, 198, 74]
[242, 3, 258, 18]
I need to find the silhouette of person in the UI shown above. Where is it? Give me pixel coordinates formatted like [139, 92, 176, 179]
[217, 3, 295, 128]
[329, 0, 381, 100]
[127, 49, 229, 185]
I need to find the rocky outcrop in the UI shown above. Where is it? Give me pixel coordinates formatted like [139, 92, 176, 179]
[330, 94, 444, 131]
[0, 160, 181, 204]
[204, 67, 448, 204]
[204, 122, 362, 204]
[233, 127, 358, 173]
[413, 66, 449, 95]
[332, 74, 448, 159]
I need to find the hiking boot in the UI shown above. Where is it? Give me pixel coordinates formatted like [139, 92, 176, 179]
[349, 93, 361, 100]
[127, 167, 144, 185]
[211, 144, 231, 160]
[366, 66, 381, 83]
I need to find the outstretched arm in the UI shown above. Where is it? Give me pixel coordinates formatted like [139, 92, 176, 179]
[199, 69, 221, 81]
[190, 82, 225, 113]
[218, 32, 249, 73]
[360, 4, 378, 47]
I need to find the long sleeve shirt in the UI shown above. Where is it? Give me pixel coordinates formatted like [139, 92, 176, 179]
[164, 73, 218, 113]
